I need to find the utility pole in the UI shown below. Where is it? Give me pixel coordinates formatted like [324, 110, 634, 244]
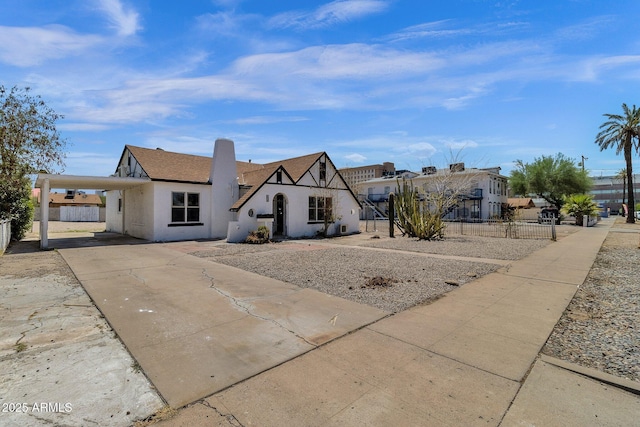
[581, 155, 588, 171]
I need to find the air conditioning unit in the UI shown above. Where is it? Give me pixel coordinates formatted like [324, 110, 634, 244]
[422, 166, 437, 175]
[449, 163, 465, 172]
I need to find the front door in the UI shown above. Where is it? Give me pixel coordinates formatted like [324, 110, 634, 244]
[274, 194, 285, 235]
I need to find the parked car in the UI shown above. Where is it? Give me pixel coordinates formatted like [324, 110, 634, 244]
[537, 207, 559, 224]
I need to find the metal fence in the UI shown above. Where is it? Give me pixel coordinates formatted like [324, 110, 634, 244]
[444, 219, 556, 240]
[0, 218, 11, 254]
[359, 204, 557, 240]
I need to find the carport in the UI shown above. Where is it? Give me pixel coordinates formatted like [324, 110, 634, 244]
[35, 173, 148, 250]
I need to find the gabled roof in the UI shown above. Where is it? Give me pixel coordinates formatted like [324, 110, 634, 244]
[508, 197, 536, 208]
[232, 152, 325, 211]
[48, 193, 102, 206]
[123, 145, 262, 184]
[238, 152, 322, 185]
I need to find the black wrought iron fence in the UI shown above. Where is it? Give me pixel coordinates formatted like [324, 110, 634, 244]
[444, 219, 556, 240]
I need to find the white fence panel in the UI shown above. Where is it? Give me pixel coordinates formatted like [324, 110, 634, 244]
[60, 206, 100, 222]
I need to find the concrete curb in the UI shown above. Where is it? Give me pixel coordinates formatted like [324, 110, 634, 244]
[539, 355, 640, 396]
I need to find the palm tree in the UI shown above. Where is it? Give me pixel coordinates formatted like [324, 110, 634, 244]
[595, 104, 640, 223]
[615, 168, 627, 209]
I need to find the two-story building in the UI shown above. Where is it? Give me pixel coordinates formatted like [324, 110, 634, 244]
[359, 164, 508, 220]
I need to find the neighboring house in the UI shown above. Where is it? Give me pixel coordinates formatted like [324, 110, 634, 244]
[46, 190, 103, 207]
[507, 197, 536, 209]
[361, 164, 508, 220]
[35, 190, 103, 222]
[105, 139, 361, 243]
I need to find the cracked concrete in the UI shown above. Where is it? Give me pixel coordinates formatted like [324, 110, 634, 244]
[201, 269, 319, 348]
[0, 250, 163, 427]
[58, 242, 388, 408]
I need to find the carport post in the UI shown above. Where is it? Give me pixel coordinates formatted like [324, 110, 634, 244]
[40, 178, 49, 250]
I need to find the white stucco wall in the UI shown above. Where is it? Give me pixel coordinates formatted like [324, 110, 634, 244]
[150, 182, 213, 242]
[123, 183, 155, 240]
[105, 190, 123, 233]
[230, 183, 360, 242]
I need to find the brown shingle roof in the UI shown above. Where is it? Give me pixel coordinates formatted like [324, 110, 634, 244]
[126, 146, 212, 183]
[232, 152, 324, 210]
[48, 193, 102, 206]
[125, 146, 264, 184]
[124, 145, 328, 211]
[508, 198, 536, 208]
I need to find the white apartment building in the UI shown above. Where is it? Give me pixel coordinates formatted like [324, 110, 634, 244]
[360, 164, 508, 220]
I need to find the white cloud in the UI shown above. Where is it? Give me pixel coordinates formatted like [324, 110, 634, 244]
[344, 153, 367, 163]
[268, 0, 388, 29]
[572, 55, 640, 82]
[404, 142, 437, 157]
[222, 116, 309, 125]
[233, 44, 443, 80]
[95, 0, 141, 37]
[385, 19, 529, 43]
[0, 25, 102, 67]
[554, 16, 615, 42]
[58, 123, 112, 132]
[442, 139, 479, 150]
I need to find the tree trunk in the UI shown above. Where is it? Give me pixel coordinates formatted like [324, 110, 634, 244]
[624, 141, 635, 224]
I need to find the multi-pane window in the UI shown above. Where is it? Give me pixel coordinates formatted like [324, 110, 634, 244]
[319, 161, 326, 182]
[172, 192, 200, 222]
[308, 196, 332, 222]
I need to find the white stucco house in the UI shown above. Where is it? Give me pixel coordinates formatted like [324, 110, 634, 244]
[103, 139, 360, 243]
[361, 164, 509, 220]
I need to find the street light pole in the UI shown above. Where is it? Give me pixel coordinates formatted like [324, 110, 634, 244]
[581, 155, 588, 172]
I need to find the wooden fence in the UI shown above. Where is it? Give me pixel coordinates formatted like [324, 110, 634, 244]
[60, 206, 100, 222]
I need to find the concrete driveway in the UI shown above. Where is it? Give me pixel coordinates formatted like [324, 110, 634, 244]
[59, 242, 387, 408]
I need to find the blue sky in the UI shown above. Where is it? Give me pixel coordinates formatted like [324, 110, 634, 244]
[2, 0, 639, 178]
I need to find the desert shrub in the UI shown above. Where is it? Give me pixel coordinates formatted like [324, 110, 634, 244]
[245, 225, 270, 244]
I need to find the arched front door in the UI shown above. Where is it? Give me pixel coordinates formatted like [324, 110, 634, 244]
[274, 194, 286, 235]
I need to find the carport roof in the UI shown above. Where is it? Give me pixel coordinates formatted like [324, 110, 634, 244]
[35, 174, 149, 190]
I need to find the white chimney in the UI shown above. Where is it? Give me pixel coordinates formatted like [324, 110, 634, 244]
[210, 138, 238, 238]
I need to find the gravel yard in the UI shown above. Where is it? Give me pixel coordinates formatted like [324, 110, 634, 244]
[192, 234, 553, 312]
[361, 234, 552, 260]
[543, 219, 640, 384]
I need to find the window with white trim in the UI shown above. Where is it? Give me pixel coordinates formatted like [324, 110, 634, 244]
[172, 192, 200, 223]
[308, 196, 332, 222]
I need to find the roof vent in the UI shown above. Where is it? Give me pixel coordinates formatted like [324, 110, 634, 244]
[422, 166, 437, 175]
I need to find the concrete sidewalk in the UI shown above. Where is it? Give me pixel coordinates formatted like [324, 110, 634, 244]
[159, 218, 639, 426]
[59, 243, 387, 408]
